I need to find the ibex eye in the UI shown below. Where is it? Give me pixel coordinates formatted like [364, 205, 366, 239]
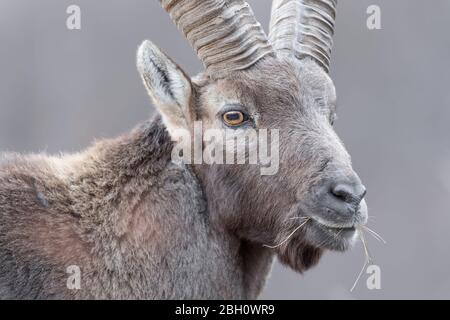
[222, 111, 248, 126]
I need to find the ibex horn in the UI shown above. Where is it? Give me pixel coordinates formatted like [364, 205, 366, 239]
[160, 0, 274, 79]
[269, 0, 337, 72]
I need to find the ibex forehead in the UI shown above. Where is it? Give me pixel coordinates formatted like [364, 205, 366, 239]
[194, 57, 336, 115]
[195, 72, 261, 124]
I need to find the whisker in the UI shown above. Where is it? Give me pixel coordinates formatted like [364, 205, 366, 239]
[334, 229, 344, 241]
[362, 225, 386, 244]
[364, 229, 384, 244]
[316, 225, 340, 248]
[264, 218, 310, 249]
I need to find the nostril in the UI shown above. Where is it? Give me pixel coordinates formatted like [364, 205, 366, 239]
[360, 188, 367, 200]
[331, 185, 353, 202]
[331, 183, 366, 205]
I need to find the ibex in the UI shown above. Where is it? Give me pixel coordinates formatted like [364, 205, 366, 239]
[0, 0, 368, 299]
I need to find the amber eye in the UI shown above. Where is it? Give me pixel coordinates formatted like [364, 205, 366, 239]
[222, 111, 247, 126]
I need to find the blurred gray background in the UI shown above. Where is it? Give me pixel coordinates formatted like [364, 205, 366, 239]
[0, 0, 449, 299]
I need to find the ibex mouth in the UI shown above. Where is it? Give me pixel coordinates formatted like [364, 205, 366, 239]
[306, 218, 359, 251]
[296, 203, 368, 251]
[310, 215, 358, 230]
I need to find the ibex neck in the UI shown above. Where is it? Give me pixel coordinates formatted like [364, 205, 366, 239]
[191, 159, 275, 299]
[81, 116, 273, 298]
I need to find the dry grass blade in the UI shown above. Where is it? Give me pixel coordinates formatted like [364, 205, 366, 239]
[350, 260, 368, 293]
[288, 216, 309, 221]
[350, 227, 373, 292]
[264, 218, 310, 249]
[359, 228, 373, 263]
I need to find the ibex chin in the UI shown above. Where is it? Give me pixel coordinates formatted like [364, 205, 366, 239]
[0, 0, 368, 299]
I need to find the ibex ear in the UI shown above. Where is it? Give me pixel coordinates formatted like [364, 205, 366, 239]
[137, 40, 193, 137]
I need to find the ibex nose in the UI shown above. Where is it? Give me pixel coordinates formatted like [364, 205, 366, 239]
[331, 181, 366, 207]
[317, 175, 366, 216]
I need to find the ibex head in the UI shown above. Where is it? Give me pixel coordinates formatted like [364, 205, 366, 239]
[137, 0, 367, 273]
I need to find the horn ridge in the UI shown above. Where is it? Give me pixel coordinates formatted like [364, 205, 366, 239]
[161, 0, 274, 79]
[269, 0, 337, 72]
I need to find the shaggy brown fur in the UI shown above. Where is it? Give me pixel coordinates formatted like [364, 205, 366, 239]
[0, 119, 262, 299]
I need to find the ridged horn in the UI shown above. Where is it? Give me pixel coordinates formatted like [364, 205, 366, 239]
[269, 0, 337, 72]
[160, 0, 273, 79]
